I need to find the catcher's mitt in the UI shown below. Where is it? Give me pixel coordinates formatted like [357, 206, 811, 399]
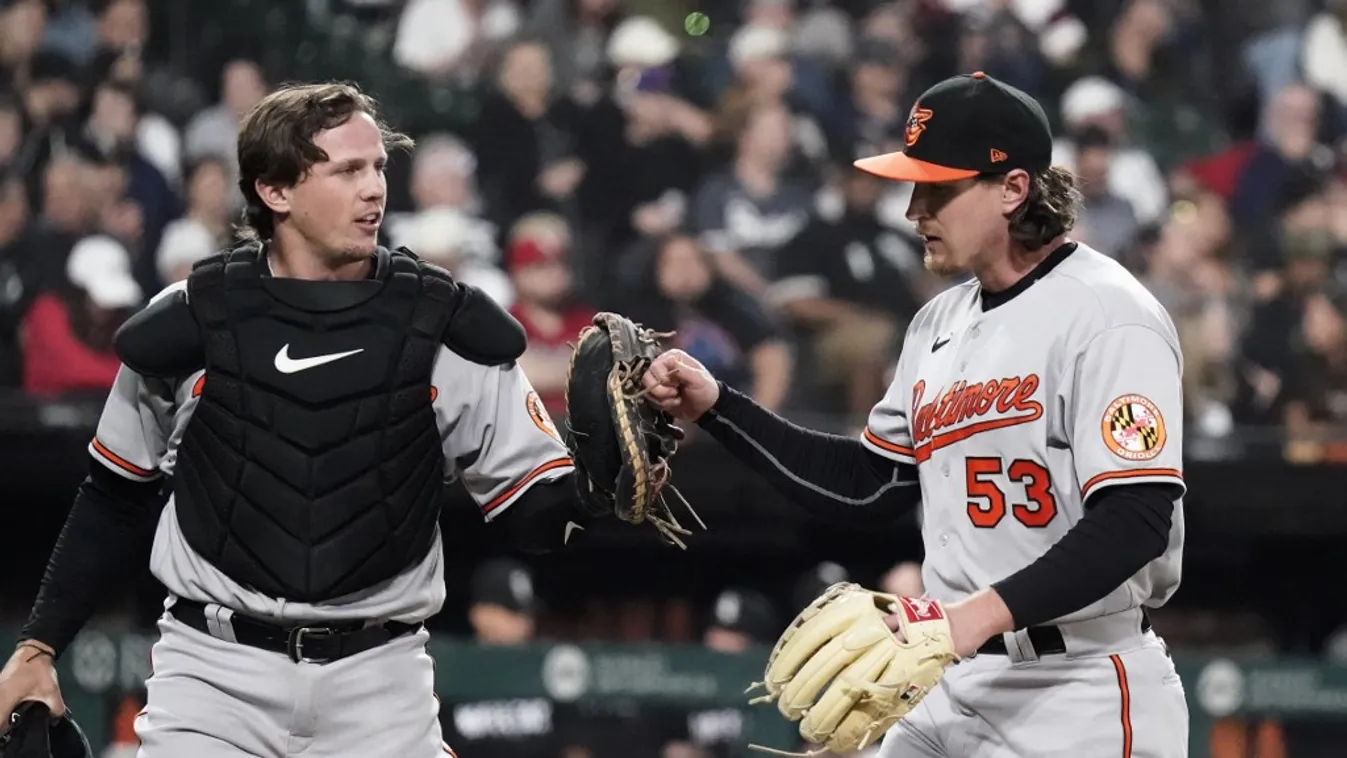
[746, 582, 959, 756]
[1, 702, 93, 758]
[564, 312, 703, 548]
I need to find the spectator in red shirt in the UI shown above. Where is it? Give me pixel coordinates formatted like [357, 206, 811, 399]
[21, 234, 142, 396]
[506, 212, 596, 420]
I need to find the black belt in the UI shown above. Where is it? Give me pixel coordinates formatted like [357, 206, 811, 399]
[978, 610, 1152, 657]
[169, 598, 421, 664]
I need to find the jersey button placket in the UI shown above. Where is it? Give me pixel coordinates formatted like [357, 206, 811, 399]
[937, 462, 951, 549]
[961, 323, 979, 370]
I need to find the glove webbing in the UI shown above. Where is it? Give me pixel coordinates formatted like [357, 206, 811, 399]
[611, 359, 705, 548]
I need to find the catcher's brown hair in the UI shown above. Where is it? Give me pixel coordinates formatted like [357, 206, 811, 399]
[235, 81, 413, 241]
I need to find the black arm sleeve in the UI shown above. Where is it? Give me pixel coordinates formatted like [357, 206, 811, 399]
[695, 383, 920, 526]
[20, 461, 168, 657]
[492, 475, 606, 553]
[992, 483, 1179, 630]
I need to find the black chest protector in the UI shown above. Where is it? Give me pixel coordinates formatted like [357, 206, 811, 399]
[173, 244, 458, 603]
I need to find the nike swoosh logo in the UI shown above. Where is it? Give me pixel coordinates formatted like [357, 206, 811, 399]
[564, 521, 584, 545]
[273, 344, 365, 374]
[931, 337, 951, 353]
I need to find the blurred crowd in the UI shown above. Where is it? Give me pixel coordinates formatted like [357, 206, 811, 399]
[3, 0, 1347, 453]
[8, 3, 1347, 755]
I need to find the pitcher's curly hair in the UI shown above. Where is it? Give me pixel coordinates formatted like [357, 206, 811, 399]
[991, 167, 1083, 252]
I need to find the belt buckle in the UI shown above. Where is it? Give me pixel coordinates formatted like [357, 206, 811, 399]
[287, 626, 336, 664]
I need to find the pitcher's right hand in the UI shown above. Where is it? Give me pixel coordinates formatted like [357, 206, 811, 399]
[642, 350, 720, 423]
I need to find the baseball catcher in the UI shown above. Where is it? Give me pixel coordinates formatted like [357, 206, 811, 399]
[564, 312, 703, 548]
[746, 582, 960, 756]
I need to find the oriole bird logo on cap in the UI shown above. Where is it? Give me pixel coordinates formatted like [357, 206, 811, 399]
[905, 107, 933, 147]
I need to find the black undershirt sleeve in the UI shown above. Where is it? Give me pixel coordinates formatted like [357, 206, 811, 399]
[992, 483, 1179, 630]
[492, 476, 608, 553]
[695, 383, 921, 526]
[21, 460, 168, 657]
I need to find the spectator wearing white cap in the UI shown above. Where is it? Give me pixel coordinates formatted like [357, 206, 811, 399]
[606, 15, 679, 72]
[393, 0, 522, 84]
[1050, 75, 1168, 226]
[1302, 0, 1347, 116]
[20, 234, 141, 396]
[571, 21, 711, 259]
[603, 16, 715, 154]
[717, 23, 831, 180]
[728, 24, 791, 81]
[154, 217, 216, 286]
[1070, 126, 1141, 260]
[65, 235, 142, 311]
[405, 206, 514, 308]
[385, 133, 500, 268]
[705, 0, 836, 127]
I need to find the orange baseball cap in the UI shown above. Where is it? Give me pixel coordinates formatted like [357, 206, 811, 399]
[855, 71, 1054, 183]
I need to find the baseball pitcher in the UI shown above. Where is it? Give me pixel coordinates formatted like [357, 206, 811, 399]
[643, 72, 1188, 757]
[0, 82, 681, 757]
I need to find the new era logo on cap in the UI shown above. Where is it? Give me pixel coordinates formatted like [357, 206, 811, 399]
[855, 71, 1053, 184]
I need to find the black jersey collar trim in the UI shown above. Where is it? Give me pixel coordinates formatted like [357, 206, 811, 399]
[979, 241, 1078, 312]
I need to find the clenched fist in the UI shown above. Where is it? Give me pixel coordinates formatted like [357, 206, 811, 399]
[641, 350, 720, 423]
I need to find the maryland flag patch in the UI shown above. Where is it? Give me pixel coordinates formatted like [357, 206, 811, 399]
[1101, 394, 1166, 461]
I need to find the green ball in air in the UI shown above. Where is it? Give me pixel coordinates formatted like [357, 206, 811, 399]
[685, 12, 710, 36]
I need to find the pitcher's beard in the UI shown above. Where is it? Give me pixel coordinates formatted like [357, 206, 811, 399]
[924, 250, 965, 277]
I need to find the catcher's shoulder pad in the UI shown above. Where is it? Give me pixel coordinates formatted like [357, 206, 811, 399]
[409, 253, 525, 366]
[112, 280, 205, 379]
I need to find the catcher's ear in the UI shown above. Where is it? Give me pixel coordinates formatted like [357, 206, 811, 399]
[441, 283, 527, 366]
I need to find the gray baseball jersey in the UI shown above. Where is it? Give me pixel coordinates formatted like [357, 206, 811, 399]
[861, 243, 1185, 624]
[87, 283, 574, 625]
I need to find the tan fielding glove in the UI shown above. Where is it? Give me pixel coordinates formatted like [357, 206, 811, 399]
[747, 582, 959, 756]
